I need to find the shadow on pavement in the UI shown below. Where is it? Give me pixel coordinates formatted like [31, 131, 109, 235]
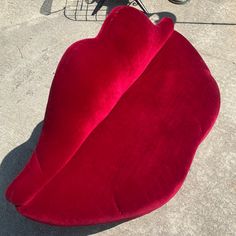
[40, 0, 177, 23]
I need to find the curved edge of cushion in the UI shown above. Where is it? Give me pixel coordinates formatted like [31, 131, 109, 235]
[13, 30, 220, 226]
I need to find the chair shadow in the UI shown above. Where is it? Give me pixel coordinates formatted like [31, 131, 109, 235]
[0, 121, 123, 236]
[40, 0, 177, 22]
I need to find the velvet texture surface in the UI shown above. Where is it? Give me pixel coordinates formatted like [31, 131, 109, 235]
[6, 6, 220, 226]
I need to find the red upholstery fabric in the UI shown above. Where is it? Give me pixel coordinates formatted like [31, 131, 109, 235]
[6, 6, 220, 226]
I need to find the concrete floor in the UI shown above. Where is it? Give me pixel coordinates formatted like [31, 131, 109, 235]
[0, 0, 236, 235]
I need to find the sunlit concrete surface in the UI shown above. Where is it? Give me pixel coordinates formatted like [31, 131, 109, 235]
[0, 0, 235, 235]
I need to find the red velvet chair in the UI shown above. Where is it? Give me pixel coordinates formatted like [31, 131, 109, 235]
[6, 6, 220, 226]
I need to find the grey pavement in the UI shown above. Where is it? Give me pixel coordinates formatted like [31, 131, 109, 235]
[0, 0, 236, 235]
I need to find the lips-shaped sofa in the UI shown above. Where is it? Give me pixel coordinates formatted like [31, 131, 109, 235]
[6, 6, 220, 226]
